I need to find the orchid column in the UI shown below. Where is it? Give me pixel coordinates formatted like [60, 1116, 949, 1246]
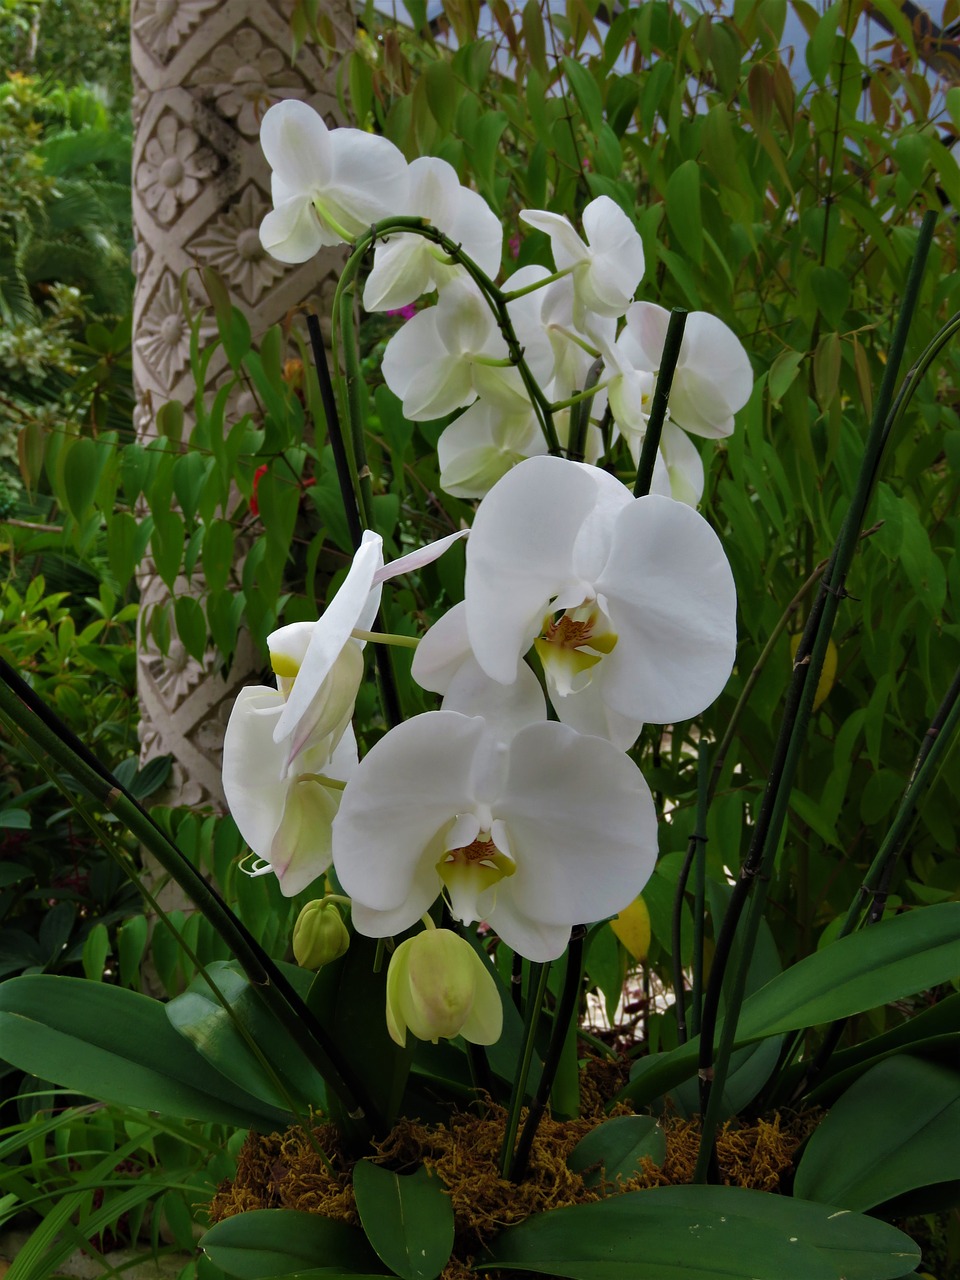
[130, 0, 352, 807]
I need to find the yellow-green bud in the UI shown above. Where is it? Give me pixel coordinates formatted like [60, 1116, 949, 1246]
[292, 900, 350, 970]
[385, 927, 503, 1048]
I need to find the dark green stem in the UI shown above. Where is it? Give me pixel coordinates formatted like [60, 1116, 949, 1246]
[0, 657, 383, 1134]
[510, 930, 585, 1181]
[566, 358, 604, 462]
[634, 309, 687, 498]
[306, 311, 364, 551]
[693, 209, 937, 1183]
[499, 961, 550, 1179]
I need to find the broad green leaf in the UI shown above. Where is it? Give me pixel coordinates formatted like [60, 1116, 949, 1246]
[794, 1057, 960, 1210]
[157, 399, 184, 445]
[622, 904, 960, 1107]
[562, 57, 604, 136]
[151, 509, 185, 591]
[0, 975, 290, 1131]
[166, 960, 327, 1114]
[665, 160, 702, 263]
[201, 1208, 387, 1278]
[424, 59, 457, 133]
[174, 594, 208, 665]
[107, 510, 139, 587]
[806, 0, 844, 84]
[63, 436, 100, 522]
[484, 1184, 919, 1278]
[81, 923, 110, 982]
[568, 1116, 665, 1190]
[202, 518, 236, 595]
[353, 1162, 453, 1280]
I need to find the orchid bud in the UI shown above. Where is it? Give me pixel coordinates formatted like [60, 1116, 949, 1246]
[385, 928, 503, 1048]
[293, 900, 350, 970]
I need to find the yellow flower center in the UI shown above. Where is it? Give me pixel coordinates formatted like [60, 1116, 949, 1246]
[534, 604, 618, 697]
[437, 830, 514, 926]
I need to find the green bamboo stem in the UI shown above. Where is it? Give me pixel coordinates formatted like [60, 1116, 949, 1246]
[692, 209, 937, 1183]
[510, 930, 585, 1181]
[0, 657, 383, 1134]
[633, 308, 687, 498]
[499, 960, 550, 1179]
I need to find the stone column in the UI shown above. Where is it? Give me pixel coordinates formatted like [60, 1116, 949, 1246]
[130, 0, 351, 808]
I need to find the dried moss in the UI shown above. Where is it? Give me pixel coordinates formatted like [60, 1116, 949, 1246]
[206, 1100, 820, 1280]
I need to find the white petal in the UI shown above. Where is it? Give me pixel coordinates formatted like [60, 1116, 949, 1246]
[260, 100, 332, 193]
[596, 495, 737, 722]
[333, 711, 485, 914]
[271, 530, 383, 751]
[269, 778, 339, 896]
[411, 601, 472, 694]
[222, 687, 288, 859]
[656, 421, 704, 507]
[519, 208, 589, 270]
[443, 656, 546, 741]
[259, 196, 328, 263]
[374, 528, 469, 586]
[548, 675, 644, 750]
[491, 721, 657, 944]
[362, 238, 433, 311]
[325, 127, 409, 235]
[465, 456, 602, 684]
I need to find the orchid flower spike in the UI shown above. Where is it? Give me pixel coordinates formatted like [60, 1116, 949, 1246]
[258, 100, 409, 261]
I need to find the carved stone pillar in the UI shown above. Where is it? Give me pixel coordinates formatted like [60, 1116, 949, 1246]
[130, 0, 351, 808]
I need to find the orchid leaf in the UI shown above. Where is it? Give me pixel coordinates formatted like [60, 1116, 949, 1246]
[482, 1185, 920, 1279]
[352, 1162, 454, 1280]
[200, 1208, 387, 1277]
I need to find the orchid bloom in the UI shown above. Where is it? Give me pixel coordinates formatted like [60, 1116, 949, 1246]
[362, 156, 503, 312]
[463, 456, 737, 740]
[333, 709, 658, 962]
[619, 302, 753, 439]
[437, 400, 547, 499]
[258, 100, 408, 262]
[520, 196, 645, 328]
[382, 278, 530, 420]
[222, 528, 468, 895]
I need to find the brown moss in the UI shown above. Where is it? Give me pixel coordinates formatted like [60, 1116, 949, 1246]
[206, 1098, 820, 1280]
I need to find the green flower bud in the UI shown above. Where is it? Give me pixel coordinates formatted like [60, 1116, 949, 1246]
[292, 900, 350, 970]
[385, 927, 503, 1048]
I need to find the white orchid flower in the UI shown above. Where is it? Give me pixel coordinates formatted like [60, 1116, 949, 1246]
[222, 688, 358, 896]
[362, 156, 502, 311]
[437, 400, 547, 499]
[258, 100, 409, 262]
[222, 527, 469, 893]
[463, 455, 737, 731]
[621, 302, 753, 439]
[382, 278, 529, 420]
[333, 710, 658, 962]
[520, 196, 645, 328]
[649, 421, 705, 508]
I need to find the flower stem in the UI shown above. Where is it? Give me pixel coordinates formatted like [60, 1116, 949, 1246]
[351, 629, 420, 649]
[510, 930, 585, 1181]
[671, 742, 710, 1044]
[565, 358, 605, 462]
[692, 208, 937, 1184]
[499, 960, 550, 1179]
[306, 311, 364, 551]
[500, 266, 574, 301]
[633, 308, 687, 498]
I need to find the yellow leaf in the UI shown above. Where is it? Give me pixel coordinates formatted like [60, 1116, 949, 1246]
[610, 895, 651, 961]
[790, 634, 838, 711]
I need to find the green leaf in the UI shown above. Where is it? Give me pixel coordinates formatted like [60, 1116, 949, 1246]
[562, 57, 604, 136]
[622, 904, 960, 1107]
[202, 518, 236, 594]
[157, 399, 184, 445]
[568, 1116, 665, 1190]
[485, 1185, 920, 1278]
[81, 923, 110, 982]
[117, 916, 149, 988]
[201, 1208, 387, 1278]
[63, 436, 100, 522]
[794, 1057, 960, 1210]
[352, 1162, 454, 1280]
[0, 975, 292, 1130]
[173, 451, 211, 523]
[424, 59, 457, 133]
[665, 160, 702, 264]
[151, 509, 185, 591]
[166, 961, 327, 1114]
[806, 0, 843, 84]
[107, 511, 139, 587]
[173, 595, 208, 665]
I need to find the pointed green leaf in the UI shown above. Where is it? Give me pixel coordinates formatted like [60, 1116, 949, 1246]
[795, 1057, 960, 1211]
[665, 160, 702, 264]
[201, 1208, 387, 1278]
[352, 1162, 453, 1280]
[0, 975, 291, 1131]
[485, 1185, 920, 1279]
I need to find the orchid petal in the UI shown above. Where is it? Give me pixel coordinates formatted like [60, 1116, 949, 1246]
[465, 456, 603, 684]
[271, 529, 383, 750]
[259, 196, 329, 262]
[222, 686, 288, 859]
[374, 529, 469, 586]
[412, 602, 472, 694]
[596, 494, 737, 722]
[260, 100, 333, 191]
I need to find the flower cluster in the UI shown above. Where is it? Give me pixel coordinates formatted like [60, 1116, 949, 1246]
[221, 101, 751, 1048]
